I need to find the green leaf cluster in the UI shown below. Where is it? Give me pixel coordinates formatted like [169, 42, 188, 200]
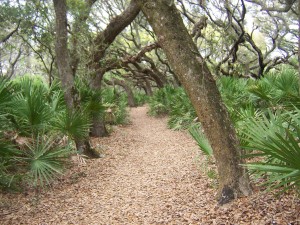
[0, 76, 91, 190]
[149, 67, 300, 193]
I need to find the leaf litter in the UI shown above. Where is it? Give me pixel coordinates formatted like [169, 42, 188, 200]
[1, 106, 299, 224]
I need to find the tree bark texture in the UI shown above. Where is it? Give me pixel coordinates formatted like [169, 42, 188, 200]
[53, 0, 75, 110]
[90, 118, 108, 137]
[53, 0, 99, 158]
[136, 0, 252, 204]
[70, 0, 97, 77]
[89, 0, 140, 136]
[92, 0, 141, 68]
[105, 78, 136, 107]
[90, 0, 141, 87]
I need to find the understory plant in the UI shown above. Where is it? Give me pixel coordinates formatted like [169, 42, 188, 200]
[188, 123, 213, 156]
[0, 76, 84, 190]
[149, 67, 300, 194]
[22, 135, 71, 187]
[221, 68, 300, 193]
[240, 109, 300, 193]
[167, 88, 197, 130]
[101, 87, 129, 124]
[148, 85, 176, 116]
[148, 85, 197, 129]
[133, 89, 148, 106]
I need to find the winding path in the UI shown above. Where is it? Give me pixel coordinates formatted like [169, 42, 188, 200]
[1, 106, 299, 224]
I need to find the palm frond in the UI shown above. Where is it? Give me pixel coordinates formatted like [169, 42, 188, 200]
[241, 109, 300, 193]
[22, 135, 71, 187]
[189, 124, 213, 156]
[51, 108, 91, 140]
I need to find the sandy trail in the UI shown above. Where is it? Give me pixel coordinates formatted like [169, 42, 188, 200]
[1, 106, 299, 224]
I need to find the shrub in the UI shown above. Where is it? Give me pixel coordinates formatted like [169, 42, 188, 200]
[240, 109, 300, 193]
[133, 90, 148, 106]
[102, 87, 129, 125]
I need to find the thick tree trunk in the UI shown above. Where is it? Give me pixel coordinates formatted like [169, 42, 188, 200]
[53, 0, 100, 158]
[90, 118, 108, 137]
[90, 72, 109, 137]
[70, 0, 97, 77]
[88, 0, 140, 137]
[136, 0, 252, 204]
[53, 0, 75, 110]
[75, 139, 100, 158]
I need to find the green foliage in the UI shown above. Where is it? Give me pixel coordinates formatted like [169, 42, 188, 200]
[217, 68, 300, 193]
[0, 78, 18, 189]
[114, 94, 129, 124]
[0, 76, 81, 190]
[167, 88, 197, 130]
[77, 80, 105, 120]
[47, 80, 66, 113]
[148, 85, 176, 116]
[22, 135, 71, 187]
[102, 87, 129, 125]
[0, 77, 12, 111]
[51, 108, 91, 141]
[248, 69, 299, 110]
[189, 124, 213, 156]
[133, 90, 148, 106]
[240, 109, 300, 193]
[9, 77, 52, 136]
[217, 76, 255, 109]
[149, 68, 300, 194]
[0, 141, 21, 189]
[1, 135, 71, 189]
[148, 85, 196, 129]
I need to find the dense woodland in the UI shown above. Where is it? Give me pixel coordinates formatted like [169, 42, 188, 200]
[0, 0, 300, 217]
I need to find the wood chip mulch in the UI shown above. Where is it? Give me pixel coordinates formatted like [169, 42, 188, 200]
[1, 106, 299, 224]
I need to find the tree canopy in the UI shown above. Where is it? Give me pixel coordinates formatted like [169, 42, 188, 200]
[0, 0, 299, 204]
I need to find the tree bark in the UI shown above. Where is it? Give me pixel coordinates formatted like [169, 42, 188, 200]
[70, 0, 97, 77]
[136, 0, 252, 204]
[90, 117, 108, 137]
[88, 0, 140, 137]
[53, 0, 100, 158]
[89, 70, 108, 137]
[144, 78, 153, 96]
[91, 1, 140, 67]
[53, 0, 75, 110]
[105, 78, 136, 107]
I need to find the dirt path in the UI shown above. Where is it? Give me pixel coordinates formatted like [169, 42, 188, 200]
[1, 106, 299, 224]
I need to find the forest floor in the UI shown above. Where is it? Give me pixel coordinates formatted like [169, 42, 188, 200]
[1, 106, 300, 225]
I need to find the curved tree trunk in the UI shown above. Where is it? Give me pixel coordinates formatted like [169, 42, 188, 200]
[88, 0, 140, 137]
[136, 0, 252, 204]
[105, 78, 136, 107]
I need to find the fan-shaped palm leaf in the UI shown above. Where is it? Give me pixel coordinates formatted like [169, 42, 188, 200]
[21, 135, 71, 187]
[51, 108, 91, 140]
[241, 109, 300, 192]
